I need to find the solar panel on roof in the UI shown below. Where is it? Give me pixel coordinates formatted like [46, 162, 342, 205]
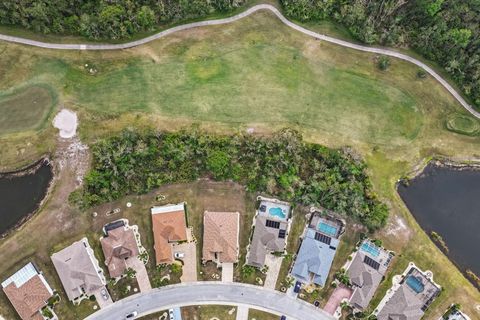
[363, 255, 380, 270]
[314, 232, 331, 245]
[266, 219, 280, 229]
[278, 229, 286, 239]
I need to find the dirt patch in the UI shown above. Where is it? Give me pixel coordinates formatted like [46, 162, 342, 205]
[53, 109, 78, 138]
[384, 214, 411, 240]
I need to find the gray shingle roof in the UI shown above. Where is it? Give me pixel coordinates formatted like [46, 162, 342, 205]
[291, 228, 339, 287]
[247, 215, 288, 267]
[51, 238, 106, 301]
[376, 267, 440, 320]
[348, 241, 391, 310]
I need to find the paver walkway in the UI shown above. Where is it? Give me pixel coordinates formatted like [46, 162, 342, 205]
[324, 285, 353, 316]
[126, 256, 152, 292]
[172, 242, 197, 282]
[264, 254, 283, 289]
[0, 4, 476, 119]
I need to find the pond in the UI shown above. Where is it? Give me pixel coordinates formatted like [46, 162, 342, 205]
[398, 163, 480, 278]
[0, 160, 53, 236]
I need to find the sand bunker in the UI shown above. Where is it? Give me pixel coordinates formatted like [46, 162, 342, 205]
[53, 109, 78, 138]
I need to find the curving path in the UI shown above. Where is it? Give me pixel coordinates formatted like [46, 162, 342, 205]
[0, 4, 478, 119]
[84, 282, 333, 320]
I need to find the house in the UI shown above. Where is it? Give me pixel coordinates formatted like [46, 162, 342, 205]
[375, 264, 441, 320]
[291, 212, 344, 287]
[1, 262, 54, 320]
[151, 203, 188, 265]
[100, 219, 140, 278]
[202, 211, 240, 264]
[246, 198, 291, 268]
[347, 240, 393, 310]
[51, 237, 106, 301]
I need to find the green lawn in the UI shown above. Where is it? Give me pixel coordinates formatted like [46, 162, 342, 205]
[0, 85, 55, 135]
[248, 308, 279, 320]
[0, 5, 480, 320]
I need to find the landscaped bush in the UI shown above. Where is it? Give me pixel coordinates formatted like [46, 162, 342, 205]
[75, 128, 388, 230]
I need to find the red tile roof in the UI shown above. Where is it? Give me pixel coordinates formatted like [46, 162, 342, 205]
[152, 207, 187, 264]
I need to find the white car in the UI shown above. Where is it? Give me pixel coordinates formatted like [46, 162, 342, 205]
[174, 252, 185, 259]
[169, 308, 175, 320]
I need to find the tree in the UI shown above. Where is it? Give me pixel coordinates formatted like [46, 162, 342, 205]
[137, 6, 155, 29]
[206, 150, 231, 179]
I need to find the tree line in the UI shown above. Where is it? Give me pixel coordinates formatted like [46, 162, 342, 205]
[71, 129, 388, 231]
[0, 0, 245, 39]
[280, 0, 480, 109]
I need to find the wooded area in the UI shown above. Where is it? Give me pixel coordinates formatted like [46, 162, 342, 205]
[0, 0, 245, 39]
[280, 0, 480, 108]
[73, 129, 388, 231]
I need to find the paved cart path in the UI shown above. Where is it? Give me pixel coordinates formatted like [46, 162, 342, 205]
[0, 4, 477, 119]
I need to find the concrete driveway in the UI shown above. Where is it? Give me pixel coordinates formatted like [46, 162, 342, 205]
[221, 263, 234, 282]
[264, 254, 283, 289]
[172, 242, 197, 282]
[93, 286, 113, 308]
[126, 256, 151, 292]
[85, 282, 335, 320]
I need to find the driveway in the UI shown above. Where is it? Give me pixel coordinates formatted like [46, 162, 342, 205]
[93, 286, 113, 308]
[126, 256, 152, 292]
[264, 254, 283, 289]
[324, 285, 353, 316]
[85, 282, 334, 320]
[172, 242, 197, 282]
[221, 263, 234, 282]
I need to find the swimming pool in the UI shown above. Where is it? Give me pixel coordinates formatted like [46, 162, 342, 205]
[360, 242, 380, 257]
[269, 207, 286, 219]
[318, 222, 338, 237]
[406, 275, 425, 293]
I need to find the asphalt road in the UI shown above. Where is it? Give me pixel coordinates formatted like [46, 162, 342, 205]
[0, 4, 477, 119]
[84, 282, 334, 320]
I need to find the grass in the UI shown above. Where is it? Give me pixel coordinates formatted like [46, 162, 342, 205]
[248, 308, 279, 320]
[275, 205, 307, 291]
[446, 113, 480, 136]
[181, 305, 237, 320]
[0, 84, 56, 135]
[0, 5, 479, 320]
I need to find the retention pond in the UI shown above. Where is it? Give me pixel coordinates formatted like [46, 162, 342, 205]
[398, 163, 480, 279]
[0, 160, 53, 236]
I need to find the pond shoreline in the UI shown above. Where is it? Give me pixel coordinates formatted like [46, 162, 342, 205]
[0, 158, 55, 239]
[398, 159, 480, 290]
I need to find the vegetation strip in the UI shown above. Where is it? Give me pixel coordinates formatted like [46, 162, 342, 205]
[0, 4, 477, 119]
[73, 129, 388, 230]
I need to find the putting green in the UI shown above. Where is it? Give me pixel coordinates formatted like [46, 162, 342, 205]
[0, 85, 56, 135]
[446, 113, 480, 136]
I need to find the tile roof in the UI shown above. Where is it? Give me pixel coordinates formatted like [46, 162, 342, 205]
[101, 225, 139, 278]
[202, 211, 239, 263]
[2, 263, 53, 320]
[291, 228, 339, 286]
[151, 204, 187, 264]
[247, 215, 289, 267]
[51, 238, 106, 301]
